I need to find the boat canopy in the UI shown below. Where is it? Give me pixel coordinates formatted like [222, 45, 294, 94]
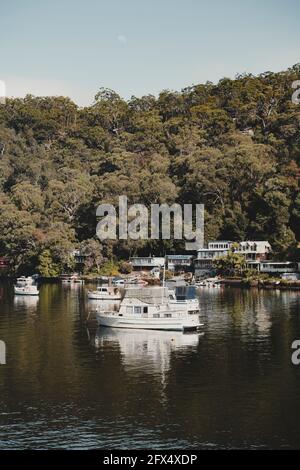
[124, 287, 169, 304]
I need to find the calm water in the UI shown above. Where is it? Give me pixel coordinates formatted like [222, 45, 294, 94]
[0, 282, 300, 449]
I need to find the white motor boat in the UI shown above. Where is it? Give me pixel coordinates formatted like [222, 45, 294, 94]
[14, 285, 39, 296]
[87, 285, 122, 300]
[112, 278, 125, 287]
[60, 274, 84, 284]
[195, 278, 222, 288]
[96, 287, 202, 331]
[125, 276, 148, 286]
[14, 275, 39, 296]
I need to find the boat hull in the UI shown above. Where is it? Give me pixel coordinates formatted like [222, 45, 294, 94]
[97, 314, 202, 331]
[87, 291, 121, 300]
[14, 288, 39, 296]
[87, 293, 121, 300]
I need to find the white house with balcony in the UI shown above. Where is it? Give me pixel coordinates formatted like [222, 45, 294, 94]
[235, 241, 271, 263]
[253, 261, 300, 276]
[195, 240, 272, 277]
[194, 241, 233, 277]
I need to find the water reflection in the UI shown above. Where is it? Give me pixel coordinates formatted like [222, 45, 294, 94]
[13, 295, 39, 312]
[1, 282, 300, 449]
[94, 328, 201, 376]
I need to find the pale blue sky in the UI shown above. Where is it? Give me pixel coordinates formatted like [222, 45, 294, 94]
[1, 0, 299, 106]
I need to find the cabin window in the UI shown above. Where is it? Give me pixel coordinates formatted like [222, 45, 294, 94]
[134, 306, 142, 314]
[143, 307, 148, 313]
[126, 306, 133, 314]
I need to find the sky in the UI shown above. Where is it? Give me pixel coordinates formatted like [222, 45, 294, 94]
[0, 0, 300, 106]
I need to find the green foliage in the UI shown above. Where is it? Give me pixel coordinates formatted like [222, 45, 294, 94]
[98, 259, 120, 276]
[38, 249, 60, 277]
[78, 238, 103, 273]
[0, 68, 300, 275]
[214, 252, 247, 277]
[163, 270, 174, 280]
[119, 261, 133, 274]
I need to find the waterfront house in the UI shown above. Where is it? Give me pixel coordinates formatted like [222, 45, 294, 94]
[195, 240, 272, 277]
[71, 249, 89, 273]
[247, 260, 300, 278]
[130, 256, 165, 272]
[166, 254, 194, 272]
[72, 249, 87, 265]
[194, 241, 233, 277]
[235, 241, 271, 262]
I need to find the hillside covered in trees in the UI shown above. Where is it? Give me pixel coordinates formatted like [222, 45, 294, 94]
[0, 64, 300, 275]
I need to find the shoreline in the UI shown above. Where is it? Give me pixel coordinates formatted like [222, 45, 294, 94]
[1, 275, 300, 290]
[220, 278, 300, 290]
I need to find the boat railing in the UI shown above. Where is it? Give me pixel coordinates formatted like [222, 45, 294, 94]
[101, 310, 199, 319]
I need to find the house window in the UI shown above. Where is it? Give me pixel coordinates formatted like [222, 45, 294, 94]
[143, 307, 148, 313]
[134, 306, 142, 314]
[126, 306, 133, 314]
[153, 314, 160, 318]
[164, 314, 172, 318]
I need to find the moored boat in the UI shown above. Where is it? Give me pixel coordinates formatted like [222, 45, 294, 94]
[14, 285, 39, 296]
[112, 278, 125, 287]
[195, 278, 222, 288]
[14, 275, 39, 296]
[125, 276, 148, 286]
[87, 285, 122, 300]
[96, 287, 202, 331]
[60, 274, 84, 284]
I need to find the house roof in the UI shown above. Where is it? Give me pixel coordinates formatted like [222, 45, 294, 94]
[166, 254, 193, 259]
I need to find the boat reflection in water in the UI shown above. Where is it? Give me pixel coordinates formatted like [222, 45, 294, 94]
[13, 294, 39, 312]
[94, 327, 201, 375]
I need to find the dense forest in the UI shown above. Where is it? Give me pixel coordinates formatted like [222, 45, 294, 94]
[0, 64, 300, 275]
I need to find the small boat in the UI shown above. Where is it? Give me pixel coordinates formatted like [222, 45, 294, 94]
[14, 274, 39, 296]
[87, 286, 122, 300]
[125, 276, 148, 286]
[96, 287, 202, 331]
[112, 278, 125, 287]
[195, 278, 222, 288]
[166, 278, 187, 288]
[14, 285, 39, 296]
[60, 274, 84, 284]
